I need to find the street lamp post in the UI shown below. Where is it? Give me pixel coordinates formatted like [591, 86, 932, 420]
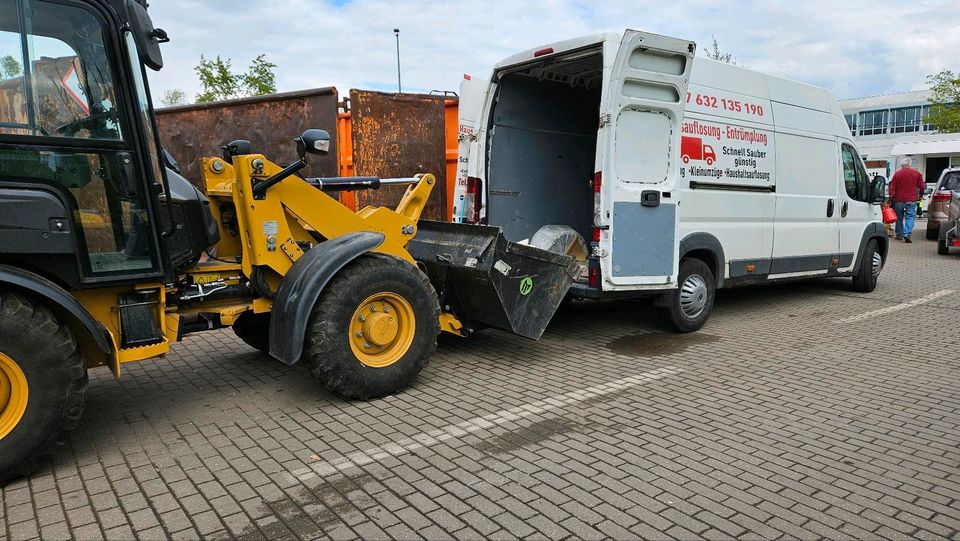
[393, 28, 401, 93]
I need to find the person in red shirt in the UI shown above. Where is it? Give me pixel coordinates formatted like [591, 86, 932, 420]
[887, 157, 925, 242]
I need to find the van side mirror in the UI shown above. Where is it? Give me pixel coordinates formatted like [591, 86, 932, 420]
[869, 175, 886, 205]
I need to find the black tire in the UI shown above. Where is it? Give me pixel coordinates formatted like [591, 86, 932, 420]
[927, 226, 938, 240]
[0, 291, 87, 484]
[664, 258, 715, 333]
[232, 311, 270, 354]
[853, 238, 881, 292]
[302, 254, 440, 400]
[938, 222, 951, 255]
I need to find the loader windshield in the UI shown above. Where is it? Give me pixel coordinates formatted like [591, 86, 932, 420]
[0, 0, 120, 140]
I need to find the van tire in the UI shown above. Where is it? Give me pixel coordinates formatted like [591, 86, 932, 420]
[852, 239, 881, 292]
[938, 222, 951, 255]
[0, 291, 87, 484]
[302, 254, 440, 400]
[664, 258, 715, 333]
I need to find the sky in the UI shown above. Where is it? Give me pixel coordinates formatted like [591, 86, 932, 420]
[144, 0, 960, 105]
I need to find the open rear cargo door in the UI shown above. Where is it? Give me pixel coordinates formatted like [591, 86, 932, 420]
[600, 30, 695, 289]
[349, 90, 448, 221]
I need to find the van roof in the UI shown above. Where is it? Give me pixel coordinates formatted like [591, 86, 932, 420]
[493, 33, 616, 70]
[492, 30, 846, 121]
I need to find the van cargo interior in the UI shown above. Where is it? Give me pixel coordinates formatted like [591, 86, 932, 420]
[486, 49, 602, 250]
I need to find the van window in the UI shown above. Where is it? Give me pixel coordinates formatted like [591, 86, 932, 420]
[841, 144, 869, 202]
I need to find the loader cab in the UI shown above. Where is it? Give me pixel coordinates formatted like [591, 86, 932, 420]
[0, 0, 185, 288]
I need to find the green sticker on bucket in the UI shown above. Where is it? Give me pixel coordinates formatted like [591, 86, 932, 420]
[519, 276, 533, 296]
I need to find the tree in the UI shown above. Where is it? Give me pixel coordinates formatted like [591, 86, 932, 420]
[160, 88, 186, 107]
[195, 55, 241, 103]
[194, 53, 277, 103]
[704, 36, 736, 65]
[924, 69, 960, 133]
[0, 55, 21, 79]
[242, 54, 277, 96]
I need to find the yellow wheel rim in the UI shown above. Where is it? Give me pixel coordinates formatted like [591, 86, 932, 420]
[0, 352, 28, 440]
[348, 292, 416, 368]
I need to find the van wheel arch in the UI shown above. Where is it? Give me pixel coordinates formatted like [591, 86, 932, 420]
[852, 224, 889, 274]
[679, 233, 725, 288]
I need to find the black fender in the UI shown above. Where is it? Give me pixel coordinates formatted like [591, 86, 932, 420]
[679, 232, 726, 287]
[852, 222, 889, 274]
[269, 231, 386, 365]
[0, 264, 113, 354]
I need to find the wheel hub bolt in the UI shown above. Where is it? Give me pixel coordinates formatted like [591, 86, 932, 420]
[370, 305, 377, 312]
[383, 306, 390, 313]
[362, 342, 371, 348]
[355, 331, 363, 338]
[358, 315, 366, 322]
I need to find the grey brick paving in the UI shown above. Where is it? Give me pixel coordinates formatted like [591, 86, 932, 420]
[3, 231, 960, 539]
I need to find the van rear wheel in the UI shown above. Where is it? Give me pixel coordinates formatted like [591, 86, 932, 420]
[664, 258, 715, 333]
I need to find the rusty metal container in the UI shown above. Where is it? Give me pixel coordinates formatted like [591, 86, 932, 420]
[347, 90, 448, 221]
[155, 88, 340, 188]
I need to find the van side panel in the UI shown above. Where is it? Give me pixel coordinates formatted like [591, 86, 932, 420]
[770, 131, 840, 266]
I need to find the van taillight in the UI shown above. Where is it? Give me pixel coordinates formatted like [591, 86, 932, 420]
[589, 266, 600, 288]
[592, 228, 601, 242]
[534, 47, 554, 57]
[933, 191, 951, 203]
[592, 171, 602, 227]
[465, 176, 482, 223]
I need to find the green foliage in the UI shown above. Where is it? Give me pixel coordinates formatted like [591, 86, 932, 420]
[242, 54, 277, 96]
[0, 55, 21, 79]
[925, 70, 960, 133]
[160, 88, 187, 107]
[704, 35, 736, 65]
[194, 53, 277, 103]
[195, 55, 241, 103]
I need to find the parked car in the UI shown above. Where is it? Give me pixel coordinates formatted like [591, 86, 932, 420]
[926, 167, 960, 239]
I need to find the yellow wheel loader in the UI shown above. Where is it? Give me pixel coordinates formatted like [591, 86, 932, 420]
[0, 0, 578, 482]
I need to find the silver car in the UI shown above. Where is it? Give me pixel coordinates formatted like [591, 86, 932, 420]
[926, 167, 960, 240]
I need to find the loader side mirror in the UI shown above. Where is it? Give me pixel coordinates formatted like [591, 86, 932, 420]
[295, 129, 330, 159]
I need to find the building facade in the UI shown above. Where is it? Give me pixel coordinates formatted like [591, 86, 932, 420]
[839, 90, 960, 183]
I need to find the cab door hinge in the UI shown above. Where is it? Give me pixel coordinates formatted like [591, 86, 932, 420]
[599, 113, 612, 128]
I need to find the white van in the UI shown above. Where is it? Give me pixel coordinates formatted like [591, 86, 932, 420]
[454, 30, 888, 331]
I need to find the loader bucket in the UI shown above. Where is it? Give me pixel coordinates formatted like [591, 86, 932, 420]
[407, 220, 579, 340]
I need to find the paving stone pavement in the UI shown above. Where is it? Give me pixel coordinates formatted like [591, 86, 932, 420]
[2, 230, 960, 540]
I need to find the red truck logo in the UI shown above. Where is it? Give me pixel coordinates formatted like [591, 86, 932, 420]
[681, 136, 717, 165]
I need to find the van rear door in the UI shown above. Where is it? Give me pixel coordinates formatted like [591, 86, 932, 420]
[600, 30, 695, 289]
[452, 74, 490, 223]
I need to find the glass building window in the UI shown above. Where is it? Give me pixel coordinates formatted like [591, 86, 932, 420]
[921, 105, 933, 131]
[891, 107, 921, 133]
[844, 114, 857, 135]
[859, 110, 887, 136]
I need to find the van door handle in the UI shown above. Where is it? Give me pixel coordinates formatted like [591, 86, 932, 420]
[826, 198, 835, 218]
[841, 200, 848, 217]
